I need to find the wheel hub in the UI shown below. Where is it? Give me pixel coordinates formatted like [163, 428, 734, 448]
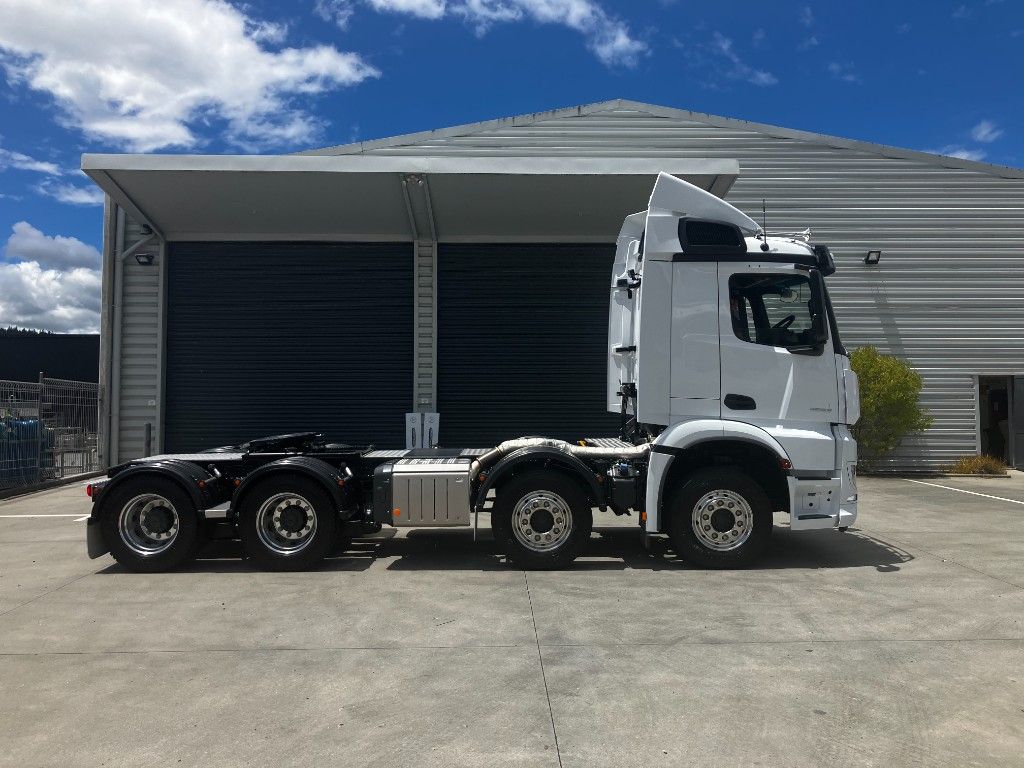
[118, 494, 180, 555]
[141, 505, 175, 535]
[511, 491, 572, 553]
[257, 493, 318, 553]
[277, 505, 307, 534]
[691, 489, 754, 552]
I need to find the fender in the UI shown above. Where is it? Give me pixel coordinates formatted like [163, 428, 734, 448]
[94, 459, 217, 517]
[233, 456, 348, 515]
[474, 447, 606, 511]
[644, 419, 791, 533]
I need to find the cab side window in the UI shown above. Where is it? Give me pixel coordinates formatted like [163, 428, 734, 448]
[728, 273, 821, 348]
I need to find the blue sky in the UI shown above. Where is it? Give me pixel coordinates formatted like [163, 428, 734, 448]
[0, 0, 1020, 331]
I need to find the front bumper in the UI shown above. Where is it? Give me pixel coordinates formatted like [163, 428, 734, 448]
[788, 425, 857, 530]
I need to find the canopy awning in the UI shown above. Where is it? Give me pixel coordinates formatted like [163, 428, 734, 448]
[81, 154, 740, 242]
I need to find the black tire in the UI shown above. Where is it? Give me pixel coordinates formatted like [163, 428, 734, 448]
[667, 467, 772, 569]
[99, 476, 201, 573]
[491, 470, 593, 569]
[239, 475, 338, 571]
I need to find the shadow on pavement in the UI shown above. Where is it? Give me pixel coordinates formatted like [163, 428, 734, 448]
[96, 523, 913, 574]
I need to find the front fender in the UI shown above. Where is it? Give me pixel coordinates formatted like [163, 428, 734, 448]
[644, 420, 791, 533]
[475, 447, 605, 511]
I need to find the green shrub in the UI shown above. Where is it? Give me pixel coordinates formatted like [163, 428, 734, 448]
[946, 454, 1007, 475]
[850, 346, 932, 468]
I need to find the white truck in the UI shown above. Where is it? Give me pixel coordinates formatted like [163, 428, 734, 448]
[84, 173, 859, 572]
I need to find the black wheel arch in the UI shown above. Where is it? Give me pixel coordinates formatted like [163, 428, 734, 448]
[657, 439, 789, 532]
[93, 460, 217, 520]
[233, 456, 351, 518]
[474, 447, 606, 512]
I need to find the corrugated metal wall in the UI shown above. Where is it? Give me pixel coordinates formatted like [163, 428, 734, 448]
[115, 217, 161, 462]
[328, 104, 1024, 470]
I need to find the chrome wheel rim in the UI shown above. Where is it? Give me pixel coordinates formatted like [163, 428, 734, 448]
[256, 493, 318, 555]
[691, 489, 754, 551]
[118, 493, 180, 556]
[511, 491, 572, 553]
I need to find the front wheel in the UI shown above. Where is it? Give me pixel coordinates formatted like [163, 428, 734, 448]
[491, 470, 593, 569]
[667, 467, 772, 568]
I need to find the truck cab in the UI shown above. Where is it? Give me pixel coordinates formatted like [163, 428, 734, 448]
[609, 173, 859, 561]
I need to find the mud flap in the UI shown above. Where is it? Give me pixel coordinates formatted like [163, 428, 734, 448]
[86, 517, 109, 559]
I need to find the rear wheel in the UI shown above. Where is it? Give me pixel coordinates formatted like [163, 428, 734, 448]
[100, 477, 201, 572]
[667, 467, 772, 568]
[491, 470, 592, 569]
[239, 476, 338, 571]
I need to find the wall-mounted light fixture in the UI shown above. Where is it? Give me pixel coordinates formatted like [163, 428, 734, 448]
[864, 250, 882, 265]
[135, 253, 155, 266]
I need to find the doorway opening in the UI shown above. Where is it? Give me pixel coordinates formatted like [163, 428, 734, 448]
[978, 376, 1014, 466]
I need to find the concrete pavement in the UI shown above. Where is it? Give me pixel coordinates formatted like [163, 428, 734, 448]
[0, 476, 1021, 767]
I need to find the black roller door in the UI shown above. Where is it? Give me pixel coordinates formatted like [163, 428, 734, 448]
[165, 242, 412, 452]
[437, 243, 620, 446]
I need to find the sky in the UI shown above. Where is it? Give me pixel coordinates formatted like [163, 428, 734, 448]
[0, 0, 1020, 332]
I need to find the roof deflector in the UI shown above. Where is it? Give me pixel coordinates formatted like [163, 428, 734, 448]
[648, 172, 760, 235]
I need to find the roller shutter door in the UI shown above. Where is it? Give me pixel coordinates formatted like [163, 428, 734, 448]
[165, 242, 412, 452]
[437, 244, 620, 446]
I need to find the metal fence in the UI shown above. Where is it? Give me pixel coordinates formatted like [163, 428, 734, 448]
[0, 377, 100, 490]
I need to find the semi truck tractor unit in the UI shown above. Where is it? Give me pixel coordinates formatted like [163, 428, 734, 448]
[85, 173, 860, 572]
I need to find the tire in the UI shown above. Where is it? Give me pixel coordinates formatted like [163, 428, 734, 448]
[491, 470, 593, 569]
[99, 476, 201, 573]
[239, 475, 338, 571]
[667, 467, 772, 569]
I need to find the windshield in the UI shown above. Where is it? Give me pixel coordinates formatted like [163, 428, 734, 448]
[729, 272, 825, 348]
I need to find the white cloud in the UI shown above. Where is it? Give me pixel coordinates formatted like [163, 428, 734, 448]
[970, 119, 1003, 143]
[827, 61, 861, 84]
[371, 0, 446, 18]
[0, 144, 61, 175]
[315, 0, 357, 29]
[0, 222, 102, 332]
[711, 32, 778, 86]
[325, 0, 646, 67]
[35, 179, 106, 206]
[952, 4, 971, 18]
[928, 145, 987, 161]
[3, 221, 101, 270]
[799, 6, 814, 26]
[0, 0, 379, 151]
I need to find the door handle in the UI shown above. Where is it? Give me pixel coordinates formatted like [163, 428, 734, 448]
[724, 394, 756, 410]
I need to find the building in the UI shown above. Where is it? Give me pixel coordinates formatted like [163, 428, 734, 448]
[84, 100, 1024, 471]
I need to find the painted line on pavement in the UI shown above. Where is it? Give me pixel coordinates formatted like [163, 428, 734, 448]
[75, 515, 90, 522]
[0, 514, 88, 518]
[905, 479, 1024, 506]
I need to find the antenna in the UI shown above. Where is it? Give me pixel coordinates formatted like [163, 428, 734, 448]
[760, 198, 770, 252]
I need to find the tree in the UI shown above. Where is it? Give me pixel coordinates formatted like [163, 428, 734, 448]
[850, 346, 932, 468]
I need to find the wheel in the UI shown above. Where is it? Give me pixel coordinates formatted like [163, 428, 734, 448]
[238, 475, 338, 571]
[667, 467, 772, 568]
[100, 476, 201, 572]
[491, 470, 593, 569]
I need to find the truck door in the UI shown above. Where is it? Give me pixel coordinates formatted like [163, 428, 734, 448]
[718, 265, 839, 471]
